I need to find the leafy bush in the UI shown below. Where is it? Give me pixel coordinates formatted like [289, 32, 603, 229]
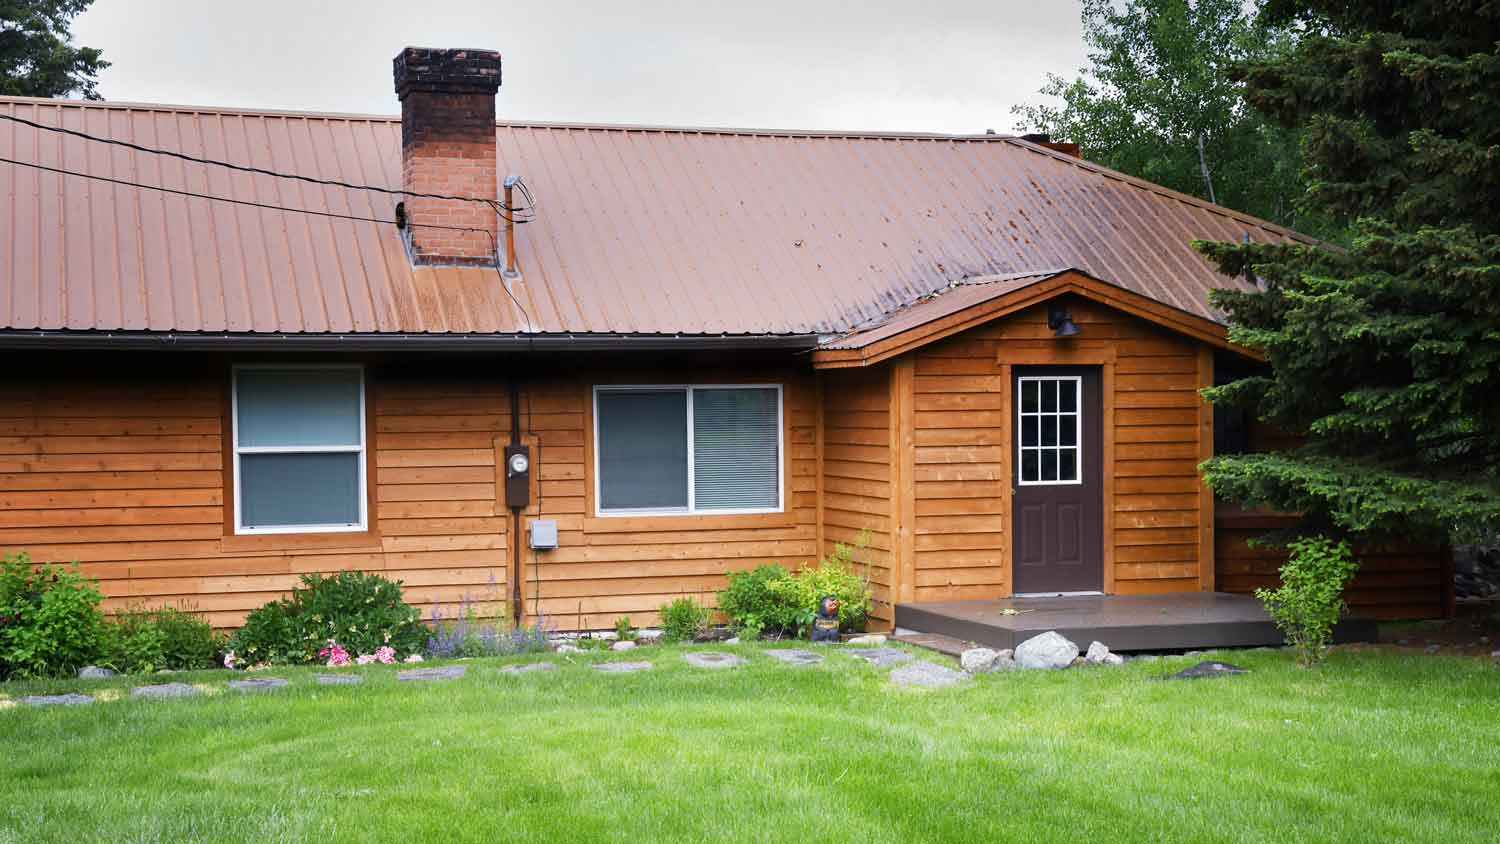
[227, 571, 425, 665]
[767, 543, 872, 633]
[659, 596, 711, 643]
[1256, 536, 1359, 666]
[717, 563, 801, 636]
[717, 542, 874, 638]
[0, 552, 108, 679]
[106, 605, 222, 673]
[426, 597, 548, 659]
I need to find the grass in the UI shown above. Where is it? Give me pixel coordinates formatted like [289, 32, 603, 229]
[1, 644, 1497, 844]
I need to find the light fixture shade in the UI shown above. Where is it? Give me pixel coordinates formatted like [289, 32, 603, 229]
[1047, 304, 1082, 338]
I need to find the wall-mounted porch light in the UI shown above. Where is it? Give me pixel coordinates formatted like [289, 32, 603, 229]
[1048, 304, 1081, 338]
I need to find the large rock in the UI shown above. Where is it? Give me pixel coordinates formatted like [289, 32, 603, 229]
[77, 665, 115, 680]
[1014, 631, 1079, 670]
[991, 649, 1018, 671]
[610, 640, 637, 652]
[959, 647, 999, 673]
[889, 661, 969, 689]
[845, 634, 886, 647]
[1085, 641, 1125, 666]
[131, 682, 200, 699]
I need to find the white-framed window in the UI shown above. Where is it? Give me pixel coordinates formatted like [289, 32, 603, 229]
[231, 364, 367, 534]
[1017, 375, 1082, 486]
[592, 384, 783, 516]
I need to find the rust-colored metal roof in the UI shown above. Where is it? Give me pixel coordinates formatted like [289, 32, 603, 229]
[0, 96, 1310, 338]
[820, 270, 1067, 350]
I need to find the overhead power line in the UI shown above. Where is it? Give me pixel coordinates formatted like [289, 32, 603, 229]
[0, 111, 535, 220]
[0, 155, 495, 233]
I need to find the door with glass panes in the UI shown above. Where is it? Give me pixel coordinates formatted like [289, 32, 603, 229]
[1011, 367, 1104, 594]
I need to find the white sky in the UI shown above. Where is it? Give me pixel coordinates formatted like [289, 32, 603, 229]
[72, 0, 1086, 134]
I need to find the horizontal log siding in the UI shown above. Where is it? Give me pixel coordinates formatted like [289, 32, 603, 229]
[522, 370, 819, 631]
[0, 364, 508, 628]
[911, 297, 1206, 597]
[819, 365, 894, 625]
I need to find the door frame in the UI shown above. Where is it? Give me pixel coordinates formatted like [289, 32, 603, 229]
[996, 347, 1117, 597]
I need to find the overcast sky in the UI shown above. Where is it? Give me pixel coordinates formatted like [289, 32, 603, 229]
[72, 0, 1086, 134]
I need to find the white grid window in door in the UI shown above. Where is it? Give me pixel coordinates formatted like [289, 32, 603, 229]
[1017, 376, 1082, 485]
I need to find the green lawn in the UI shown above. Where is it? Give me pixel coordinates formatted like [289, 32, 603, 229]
[1, 644, 1497, 844]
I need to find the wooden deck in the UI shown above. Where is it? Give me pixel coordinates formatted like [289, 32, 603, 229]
[893, 592, 1379, 652]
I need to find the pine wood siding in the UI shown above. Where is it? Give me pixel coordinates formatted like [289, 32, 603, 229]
[818, 364, 895, 626]
[516, 370, 819, 631]
[0, 358, 822, 632]
[908, 295, 1209, 597]
[0, 361, 508, 628]
[1212, 420, 1449, 619]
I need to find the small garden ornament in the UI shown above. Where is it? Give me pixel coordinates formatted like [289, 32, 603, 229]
[810, 595, 841, 642]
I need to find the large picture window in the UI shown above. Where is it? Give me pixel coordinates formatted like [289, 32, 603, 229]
[593, 385, 782, 516]
[232, 365, 367, 533]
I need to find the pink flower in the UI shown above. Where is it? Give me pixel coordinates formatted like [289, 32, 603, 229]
[223, 651, 239, 670]
[355, 654, 377, 665]
[404, 653, 424, 664]
[318, 640, 351, 667]
[374, 646, 396, 664]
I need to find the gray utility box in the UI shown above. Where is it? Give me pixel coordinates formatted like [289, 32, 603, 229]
[528, 519, 558, 550]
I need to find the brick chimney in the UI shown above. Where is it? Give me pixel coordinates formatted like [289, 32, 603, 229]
[393, 47, 502, 266]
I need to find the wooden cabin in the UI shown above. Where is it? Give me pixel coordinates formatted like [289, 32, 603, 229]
[0, 48, 1448, 631]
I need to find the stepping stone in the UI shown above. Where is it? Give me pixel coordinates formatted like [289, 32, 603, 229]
[131, 682, 200, 700]
[228, 677, 289, 692]
[765, 649, 824, 666]
[684, 652, 744, 669]
[845, 647, 913, 668]
[316, 673, 363, 685]
[890, 661, 969, 689]
[497, 662, 557, 676]
[1165, 661, 1249, 680]
[397, 665, 467, 682]
[21, 693, 95, 706]
[593, 661, 651, 674]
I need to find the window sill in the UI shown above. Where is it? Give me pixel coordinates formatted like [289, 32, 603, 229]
[220, 530, 383, 554]
[583, 510, 797, 533]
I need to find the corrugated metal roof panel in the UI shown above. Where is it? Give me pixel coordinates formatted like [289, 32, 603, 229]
[0, 97, 1309, 336]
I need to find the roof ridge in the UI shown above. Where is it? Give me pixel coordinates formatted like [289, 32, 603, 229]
[0, 95, 1015, 141]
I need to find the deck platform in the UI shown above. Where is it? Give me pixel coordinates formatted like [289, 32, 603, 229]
[894, 592, 1378, 652]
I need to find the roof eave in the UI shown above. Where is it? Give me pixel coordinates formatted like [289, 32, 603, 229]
[0, 330, 824, 352]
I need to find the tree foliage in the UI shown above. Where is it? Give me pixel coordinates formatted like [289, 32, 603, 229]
[1195, 0, 1500, 544]
[0, 0, 107, 99]
[1014, 0, 1330, 234]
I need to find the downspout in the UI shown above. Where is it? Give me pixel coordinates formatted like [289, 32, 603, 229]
[509, 378, 524, 622]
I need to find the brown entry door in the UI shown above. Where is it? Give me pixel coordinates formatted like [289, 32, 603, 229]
[1012, 367, 1103, 594]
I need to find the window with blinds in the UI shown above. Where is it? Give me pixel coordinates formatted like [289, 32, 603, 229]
[232, 365, 367, 533]
[594, 385, 782, 515]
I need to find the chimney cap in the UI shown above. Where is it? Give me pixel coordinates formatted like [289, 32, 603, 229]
[394, 47, 502, 99]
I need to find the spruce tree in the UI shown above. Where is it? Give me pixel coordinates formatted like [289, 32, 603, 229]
[1195, 0, 1500, 544]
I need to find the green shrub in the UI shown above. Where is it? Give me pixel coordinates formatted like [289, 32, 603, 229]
[717, 563, 801, 636]
[227, 571, 425, 665]
[0, 551, 108, 679]
[659, 596, 711, 643]
[614, 615, 636, 641]
[1256, 536, 1359, 666]
[717, 541, 874, 638]
[106, 605, 222, 673]
[767, 543, 872, 633]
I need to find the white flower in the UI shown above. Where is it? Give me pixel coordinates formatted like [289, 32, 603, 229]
[404, 653, 425, 663]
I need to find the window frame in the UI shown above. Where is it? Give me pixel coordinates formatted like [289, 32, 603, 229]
[230, 363, 369, 535]
[1016, 374, 1084, 488]
[591, 383, 785, 517]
